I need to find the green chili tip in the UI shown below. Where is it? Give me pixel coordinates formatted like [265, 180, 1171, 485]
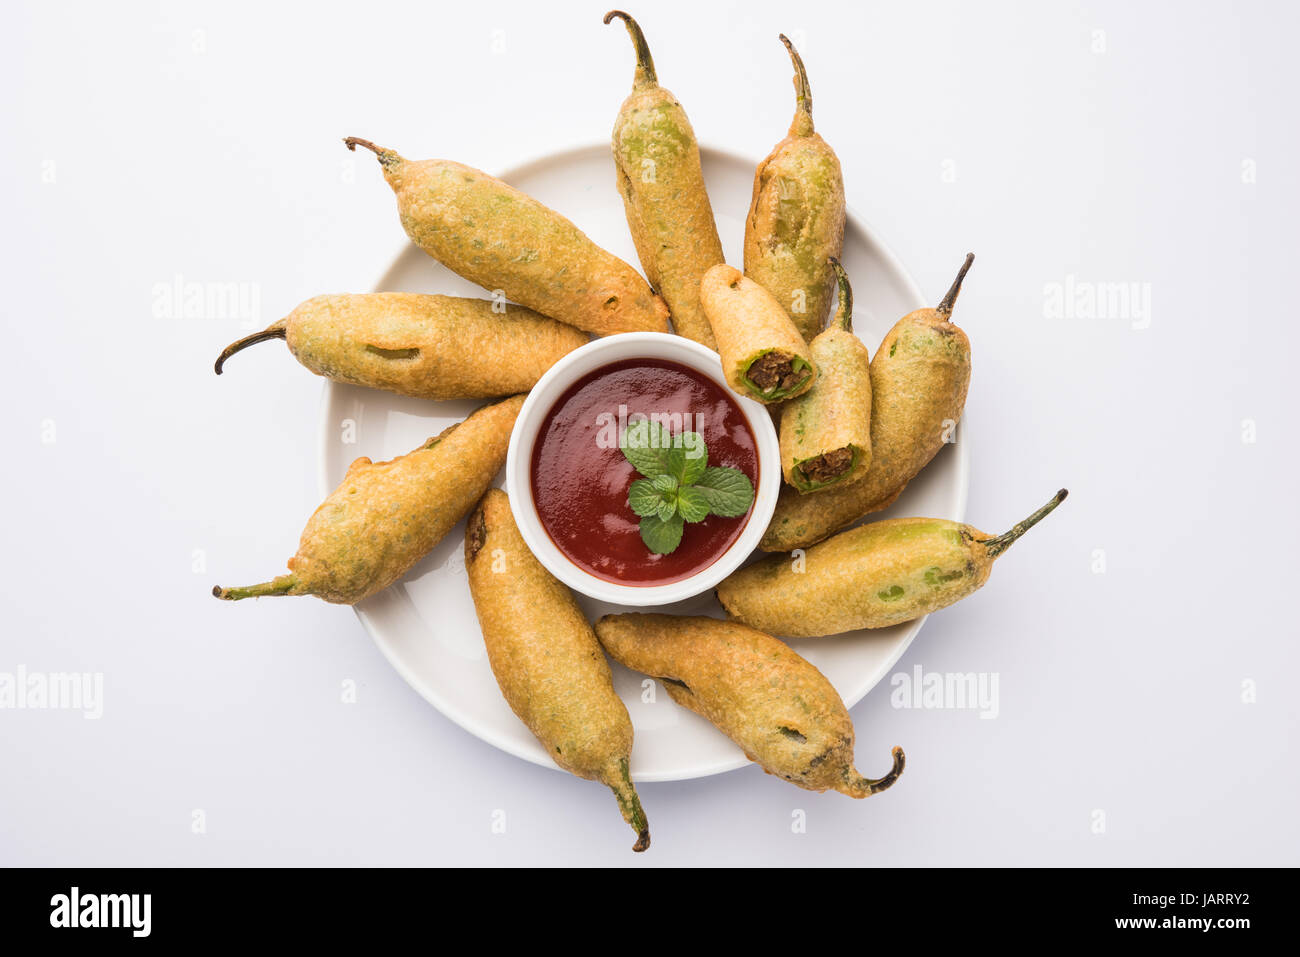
[828, 256, 853, 332]
[343, 137, 400, 167]
[604, 10, 657, 87]
[779, 33, 813, 130]
[981, 488, 1069, 559]
[936, 253, 975, 317]
[611, 758, 651, 852]
[847, 745, 906, 797]
[214, 326, 286, 375]
[212, 575, 297, 601]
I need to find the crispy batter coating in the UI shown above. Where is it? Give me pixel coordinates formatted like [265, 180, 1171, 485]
[466, 489, 650, 852]
[593, 614, 904, 798]
[743, 36, 845, 342]
[700, 264, 816, 403]
[761, 296, 971, 550]
[214, 395, 522, 605]
[779, 261, 872, 492]
[725, 490, 1067, 636]
[725, 518, 990, 637]
[348, 139, 669, 337]
[218, 294, 588, 399]
[607, 11, 725, 349]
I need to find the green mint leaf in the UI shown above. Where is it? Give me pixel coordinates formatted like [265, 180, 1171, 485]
[655, 497, 677, 523]
[666, 446, 688, 484]
[620, 420, 670, 478]
[640, 513, 684, 554]
[667, 432, 708, 486]
[675, 486, 710, 523]
[652, 474, 678, 494]
[627, 478, 663, 517]
[693, 467, 755, 517]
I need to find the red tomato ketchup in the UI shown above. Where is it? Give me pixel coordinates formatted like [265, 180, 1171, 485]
[530, 358, 759, 585]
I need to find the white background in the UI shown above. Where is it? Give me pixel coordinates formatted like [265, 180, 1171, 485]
[2, 0, 1297, 866]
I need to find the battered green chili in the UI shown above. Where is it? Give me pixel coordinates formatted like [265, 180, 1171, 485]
[215, 293, 588, 399]
[346, 137, 669, 337]
[778, 258, 872, 492]
[467, 490, 650, 852]
[605, 10, 724, 348]
[595, 614, 904, 798]
[213, 396, 523, 605]
[743, 34, 846, 342]
[700, 263, 816, 403]
[723, 489, 1068, 636]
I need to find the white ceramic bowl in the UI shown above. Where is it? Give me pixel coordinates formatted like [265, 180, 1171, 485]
[504, 331, 780, 606]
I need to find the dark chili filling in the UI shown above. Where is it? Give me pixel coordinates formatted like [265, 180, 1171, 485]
[747, 351, 807, 394]
[798, 447, 854, 484]
[467, 508, 487, 560]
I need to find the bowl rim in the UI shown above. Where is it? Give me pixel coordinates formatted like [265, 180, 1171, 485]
[504, 331, 782, 606]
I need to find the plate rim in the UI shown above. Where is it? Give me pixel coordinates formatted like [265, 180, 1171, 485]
[316, 141, 970, 783]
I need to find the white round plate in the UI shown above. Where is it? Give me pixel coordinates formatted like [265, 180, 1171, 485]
[319, 143, 968, 782]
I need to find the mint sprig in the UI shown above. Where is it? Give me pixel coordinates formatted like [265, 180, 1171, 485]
[691, 467, 755, 517]
[619, 422, 755, 555]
